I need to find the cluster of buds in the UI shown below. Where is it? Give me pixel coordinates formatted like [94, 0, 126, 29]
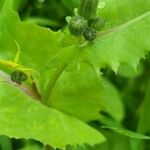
[68, 0, 105, 41]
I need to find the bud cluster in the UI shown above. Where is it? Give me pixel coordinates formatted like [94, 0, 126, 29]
[68, 0, 105, 41]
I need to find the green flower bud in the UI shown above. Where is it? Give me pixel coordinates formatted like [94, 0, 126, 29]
[89, 17, 105, 31]
[68, 16, 87, 36]
[83, 27, 97, 41]
[11, 71, 27, 85]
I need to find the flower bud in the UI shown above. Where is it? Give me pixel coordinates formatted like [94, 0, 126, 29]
[68, 16, 87, 36]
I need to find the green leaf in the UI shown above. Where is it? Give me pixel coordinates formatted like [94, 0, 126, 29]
[135, 79, 150, 149]
[0, 0, 124, 123]
[0, 0, 64, 93]
[81, 11, 150, 73]
[98, 0, 150, 29]
[44, 0, 149, 122]
[0, 0, 148, 130]
[138, 80, 150, 133]
[85, 123, 132, 150]
[0, 82, 105, 149]
[19, 140, 44, 150]
[0, 136, 12, 150]
[47, 62, 124, 122]
[95, 0, 150, 72]
[0, 0, 149, 149]
[0, 0, 5, 13]
[118, 64, 143, 78]
[102, 126, 150, 140]
[100, 130, 132, 150]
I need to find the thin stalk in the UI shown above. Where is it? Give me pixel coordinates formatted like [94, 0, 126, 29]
[79, 0, 99, 20]
[43, 46, 77, 105]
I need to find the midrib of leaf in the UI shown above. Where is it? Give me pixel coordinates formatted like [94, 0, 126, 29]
[98, 10, 150, 38]
[44, 45, 78, 103]
[44, 60, 70, 103]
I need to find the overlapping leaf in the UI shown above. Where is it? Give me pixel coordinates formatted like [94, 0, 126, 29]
[0, 0, 124, 122]
[0, 82, 105, 149]
[98, 0, 150, 29]
[44, 0, 150, 122]
[0, 0, 150, 148]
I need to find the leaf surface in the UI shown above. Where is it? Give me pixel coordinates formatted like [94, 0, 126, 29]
[0, 82, 105, 149]
[0, 0, 149, 131]
[102, 126, 150, 140]
[0, 0, 124, 123]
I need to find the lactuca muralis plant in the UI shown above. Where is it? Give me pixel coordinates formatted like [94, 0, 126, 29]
[0, 0, 150, 149]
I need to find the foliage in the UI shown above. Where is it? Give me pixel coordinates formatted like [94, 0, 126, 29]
[0, 0, 150, 149]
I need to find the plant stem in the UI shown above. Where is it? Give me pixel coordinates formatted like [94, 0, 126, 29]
[44, 45, 77, 105]
[79, 0, 99, 20]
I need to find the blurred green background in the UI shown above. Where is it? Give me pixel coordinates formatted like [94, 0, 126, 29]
[17, 0, 80, 30]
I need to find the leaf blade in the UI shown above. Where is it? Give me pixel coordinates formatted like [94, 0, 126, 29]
[0, 82, 105, 149]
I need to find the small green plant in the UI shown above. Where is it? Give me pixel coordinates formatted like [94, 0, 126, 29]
[0, 0, 150, 150]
